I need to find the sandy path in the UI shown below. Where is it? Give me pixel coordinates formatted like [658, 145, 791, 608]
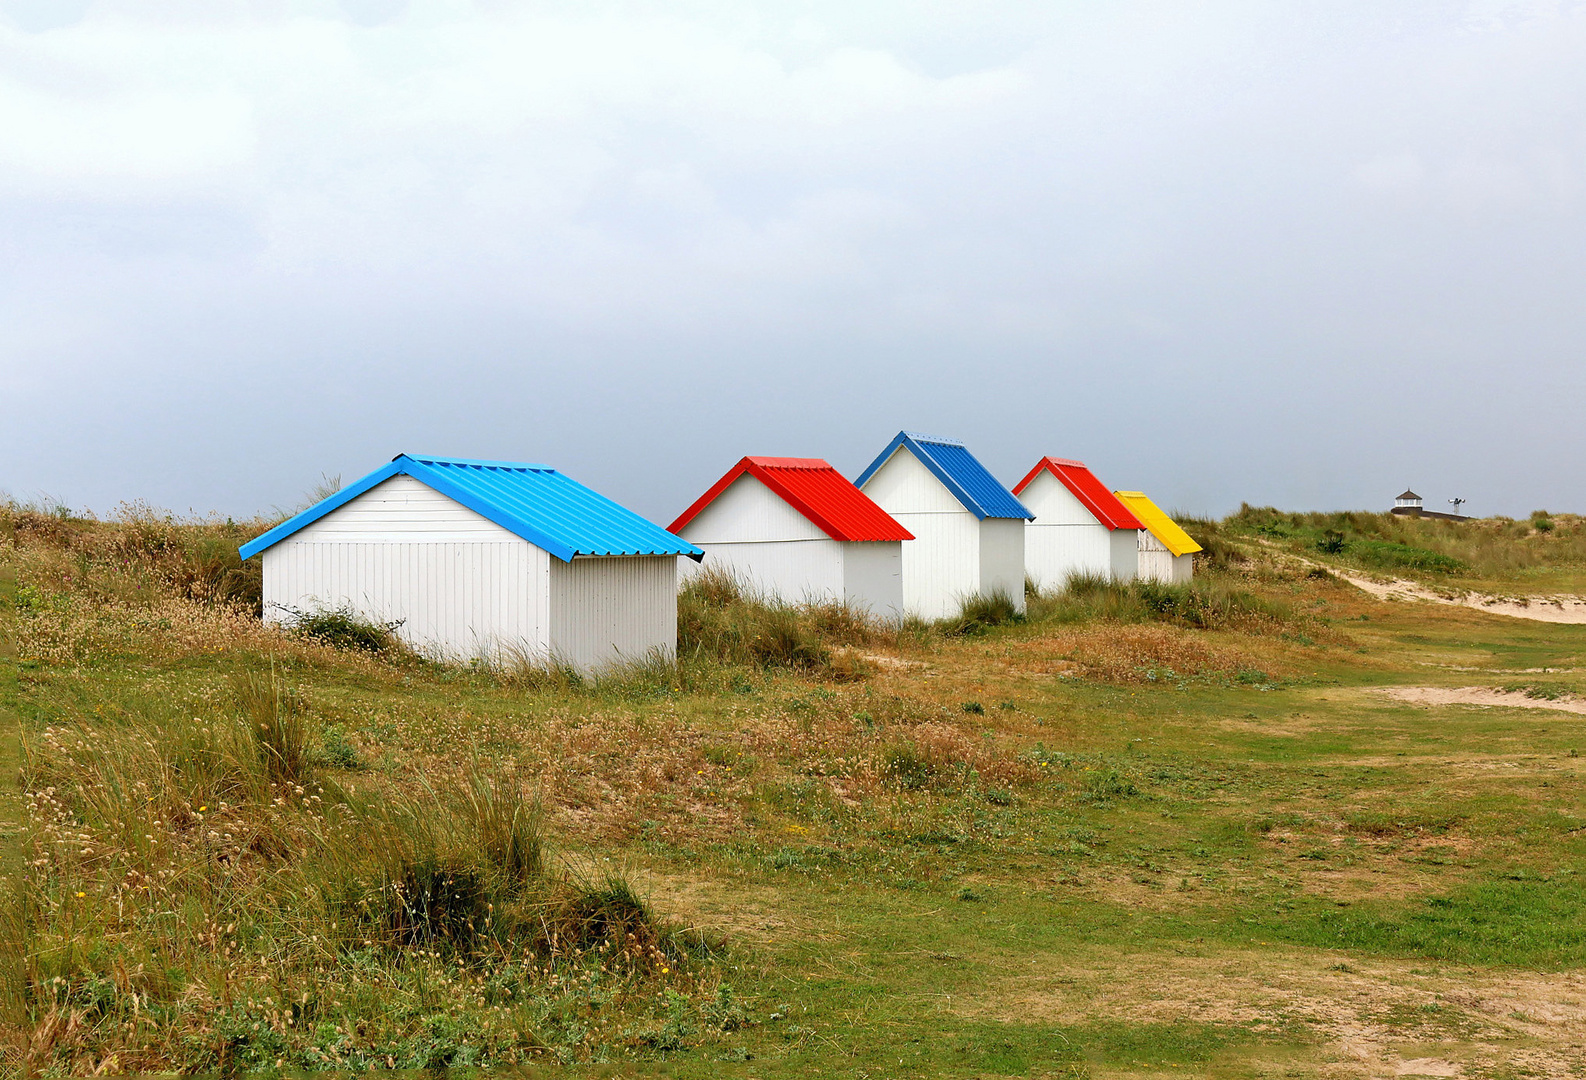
[1377, 685, 1586, 715]
[1265, 543, 1586, 624]
[1337, 569, 1586, 623]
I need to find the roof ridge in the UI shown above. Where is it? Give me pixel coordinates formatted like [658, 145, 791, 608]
[744, 456, 831, 469]
[901, 430, 965, 447]
[670, 456, 913, 541]
[241, 455, 701, 563]
[1012, 457, 1142, 530]
[403, 453, 554, 471]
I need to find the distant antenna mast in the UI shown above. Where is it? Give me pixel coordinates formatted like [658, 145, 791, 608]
[1448, 497, 1466, 517]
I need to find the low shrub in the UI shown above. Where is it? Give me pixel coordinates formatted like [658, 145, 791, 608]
[880, 743, 937, 790]
[287, 604, 404, 652]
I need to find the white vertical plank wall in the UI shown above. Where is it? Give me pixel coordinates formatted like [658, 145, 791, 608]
[263, 475, 551, 662]
[549, 556, 677, 671]
[1137, 530, 1178, 585]
[858, 449, 984, 621]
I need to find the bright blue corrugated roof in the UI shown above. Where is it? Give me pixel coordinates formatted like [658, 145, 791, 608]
[239, 454, 704, 563]
[854, 432, 1033, 520]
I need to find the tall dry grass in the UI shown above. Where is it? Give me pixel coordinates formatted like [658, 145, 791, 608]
[676, 567, 883, 680]
[1027, 571, 1300, 634]
[5, 672, 711, 1072]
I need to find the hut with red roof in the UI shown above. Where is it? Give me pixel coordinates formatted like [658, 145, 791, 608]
[670, 457, 914, 619]
[1012, 457, 1143, 590]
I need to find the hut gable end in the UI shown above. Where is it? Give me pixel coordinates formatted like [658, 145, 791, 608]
[857, 447, 965, 515]
[1018, 470, 1098, 527]
[678, 474, 828, 544]
[286, 475, 520, 545]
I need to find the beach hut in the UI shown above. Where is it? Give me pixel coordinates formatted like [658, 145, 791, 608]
[1012, 457, 1143, 589]
[669, 457, 913, 618]
[1112, 490, 1202, 584]
[854, 432, 1033, 620]
[238, 454, 703, 671]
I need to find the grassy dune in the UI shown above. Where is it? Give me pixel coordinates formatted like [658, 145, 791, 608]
[2, 500, 1585, 1076]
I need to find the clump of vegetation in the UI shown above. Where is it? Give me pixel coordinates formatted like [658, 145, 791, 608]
[9, 681, 713, 1072]
[1179, 516, 1250, 572]
[0, 497, 265, 611]
[1028, 573, 1296, 634]
[941, 591, 1023, 636]
[1349, 539, 1467, 575]
[285, 604, 405, 653]
[233, 670, 311, 784]
[676, 569, 877, 680]
[1532, 510, 1554, 533]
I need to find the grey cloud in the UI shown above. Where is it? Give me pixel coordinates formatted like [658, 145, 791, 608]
[1, 1, 1582, 523]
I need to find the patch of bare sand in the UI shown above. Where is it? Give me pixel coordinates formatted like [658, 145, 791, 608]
[952, 947, 1586, 1078]
[1329, 566, 1586, 625]
[1377, 686, 1586, 715]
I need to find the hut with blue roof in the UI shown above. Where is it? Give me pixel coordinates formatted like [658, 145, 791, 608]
[239, 454, 703, 672]
[854, 432, 1033, 621]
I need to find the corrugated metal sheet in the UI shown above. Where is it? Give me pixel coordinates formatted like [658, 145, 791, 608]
[242, 454, 703, 563]
[854, 432, 1032, 520]
[549, 556, 677, 671]
[977, 518, 1027, 611]
[671, 456, 913, 541]
[1013, 458, 1142, 530]
[1113, 491, 1203, 558]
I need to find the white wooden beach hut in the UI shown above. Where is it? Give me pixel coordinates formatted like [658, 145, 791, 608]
[1013, 457, 1143, 589]
[854, 432, 1034, 621]
[669, 457, 914, 618]
[1112, 490, 1202, 584]
[238, 454, 703, 672]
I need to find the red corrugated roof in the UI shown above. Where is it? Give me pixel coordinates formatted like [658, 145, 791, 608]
[670, 457, 914, 542]
[1012, 457, 1143, 531]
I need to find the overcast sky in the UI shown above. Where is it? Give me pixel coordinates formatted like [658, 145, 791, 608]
[2, 1, 1582, 523]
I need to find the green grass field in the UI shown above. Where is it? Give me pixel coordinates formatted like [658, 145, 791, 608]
[2, 502, 1584, 1077]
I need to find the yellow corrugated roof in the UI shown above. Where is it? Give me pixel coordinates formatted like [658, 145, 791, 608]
[1113, 491, 1203, 557]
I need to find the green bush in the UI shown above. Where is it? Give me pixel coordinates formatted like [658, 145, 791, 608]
[880, 743, 936, 791]
[288, 605, 404, 652]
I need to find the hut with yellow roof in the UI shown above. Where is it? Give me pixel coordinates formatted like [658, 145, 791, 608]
[1112, 491, 1202, 584]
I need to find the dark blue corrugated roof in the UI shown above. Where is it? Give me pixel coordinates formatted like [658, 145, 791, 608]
[240, 454, 703, 563]
[854, 432, 1033, 520]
